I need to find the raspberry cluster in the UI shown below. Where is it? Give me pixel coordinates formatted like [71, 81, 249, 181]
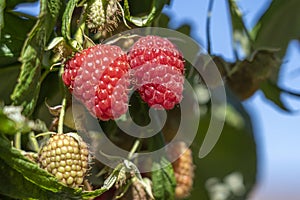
[38, 133, 89, 188]
[62, 35, 185, 118]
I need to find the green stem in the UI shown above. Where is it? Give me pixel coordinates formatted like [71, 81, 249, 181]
[14, 132, 21, 149]
[28, 132, 40, 152]
[206, 0, 214, 55]
[128, 139, 141, 160]
[57, 97, 67, 134]
[35, 132, 56, 138]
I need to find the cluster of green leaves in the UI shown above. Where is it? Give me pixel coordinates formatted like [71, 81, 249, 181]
[0, 0, 298, 199]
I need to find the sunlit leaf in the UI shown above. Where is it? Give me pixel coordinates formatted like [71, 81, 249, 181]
[11, 0, 61, 116]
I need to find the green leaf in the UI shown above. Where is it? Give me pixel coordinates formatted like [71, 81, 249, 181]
[47, 0, 62, 19]
[62, 0, 80, 44]
[151, 157, 176, 200]
[10, 48, 43, 116]
[253, 0, 300, 58]
[260, 80, 290, 111]
[125, 0, 167, 26]
[125, 0, 152, 16]
[0, 157, 53, 200]
[251, 0, 300, 111]
[11, 0, 61, 116]
[0, 1, 4, 34]
[228, 0, 251, 56]
[154, 13, 170, 28]
[123, 0, 131, 18]
[0, 12, 35, 67]
[176, 24, 191, 36]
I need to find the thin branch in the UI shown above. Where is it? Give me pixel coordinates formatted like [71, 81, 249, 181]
[128, 139, 141, 160]
[206, 0, 215, 54]
[279, 86, 300, 97]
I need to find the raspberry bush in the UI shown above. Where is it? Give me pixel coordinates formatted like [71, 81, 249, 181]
[3, 0, 298, 199]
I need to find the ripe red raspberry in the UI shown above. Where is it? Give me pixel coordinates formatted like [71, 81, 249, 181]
[167, 142, 194, 199]
[128, 35, 184, 110]
[62, 44, 130, 121]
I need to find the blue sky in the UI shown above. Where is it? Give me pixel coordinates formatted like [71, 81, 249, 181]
[15, 0, 300, 199]
[164, 0, 300, 199]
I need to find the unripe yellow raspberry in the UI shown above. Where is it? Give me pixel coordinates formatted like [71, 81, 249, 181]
[38, 133, 89, 188]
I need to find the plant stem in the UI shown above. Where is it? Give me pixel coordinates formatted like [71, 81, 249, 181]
[57, 97, 66, 134]
[14, 132, 21, 149]
[28, 132, 40, 152]
[128, 139, 141, 159]
[206, 0, 215, 54]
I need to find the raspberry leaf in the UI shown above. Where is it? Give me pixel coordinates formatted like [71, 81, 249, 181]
[62, 0, 80, 47]
[124, 0, 167, 26]
[10, 0, 61, 116]
[151, 157, 176, 200]
[260, 80, 292, 111]
[0, 134, 83, 199]
[148, 130, 176, 199]
[228, 0, 252, 56]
